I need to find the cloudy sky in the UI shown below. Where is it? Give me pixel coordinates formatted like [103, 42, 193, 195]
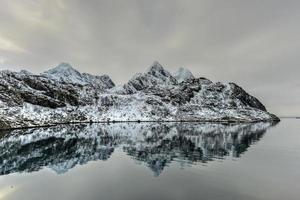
[0, 0, 299, 116]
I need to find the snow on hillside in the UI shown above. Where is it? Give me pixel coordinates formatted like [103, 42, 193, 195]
[42, 63, 84, 84]
[42, 63, 115, 89]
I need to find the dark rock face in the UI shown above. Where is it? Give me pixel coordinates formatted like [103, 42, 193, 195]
[123, 61, 178, 94]
[229, 83, 266, 111]
[0, 72, 78, 108]
[0, 66, 115, 109]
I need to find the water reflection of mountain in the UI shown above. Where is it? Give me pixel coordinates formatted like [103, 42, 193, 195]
[0, 122, 276, 176]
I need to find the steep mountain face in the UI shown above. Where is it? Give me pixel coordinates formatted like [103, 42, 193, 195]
[123, 61, 178, 94]
[42, 63, 85, 85]
[0, 63, 115, 109]
[0, 70, 79, 108]
[0, 62, 279, 129]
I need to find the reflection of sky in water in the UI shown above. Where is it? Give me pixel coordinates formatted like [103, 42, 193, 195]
[0, 122, 275, 176]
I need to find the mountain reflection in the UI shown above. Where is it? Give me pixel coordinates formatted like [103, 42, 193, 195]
[0, 122, 276, 176]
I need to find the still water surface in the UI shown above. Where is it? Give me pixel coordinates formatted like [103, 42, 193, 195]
[0, 119, 299, 200]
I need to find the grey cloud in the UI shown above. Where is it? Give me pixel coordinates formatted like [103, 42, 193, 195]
[0, 0, 299, 116]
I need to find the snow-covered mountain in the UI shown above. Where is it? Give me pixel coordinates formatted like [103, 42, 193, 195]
[174, 67, 194, 83]
[42, 62, 115, 89]
[123, 61, 178, 93]
[42, 62, 85, 84]
[0, 122, 276, 176]
[0, 61, 279, 129]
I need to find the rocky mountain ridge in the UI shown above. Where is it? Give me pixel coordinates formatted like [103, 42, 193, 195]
[0, 61, 279, 129]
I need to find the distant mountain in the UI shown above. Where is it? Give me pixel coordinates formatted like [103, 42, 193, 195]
[174, 67, 194, 83]
[42, 62, 115, 89]
[123, 61, 178, 93]
[0, 61, 279, 129]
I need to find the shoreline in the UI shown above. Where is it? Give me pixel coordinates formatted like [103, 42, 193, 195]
[0, 118, 280, 131]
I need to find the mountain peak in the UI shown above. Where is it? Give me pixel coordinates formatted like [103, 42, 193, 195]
[41, 63, 115, 88]
[123, 61, 178, 93]
[47, 63, 78, 73]
[57, 62, 73, 68]
[146, 61, 164, 73]
[42, 63, 84, 84]
[174, 67, 194, 83]
[146, 61, 174, 79]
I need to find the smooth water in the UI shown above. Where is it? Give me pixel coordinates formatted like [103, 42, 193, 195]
[0, 119, 299, 200]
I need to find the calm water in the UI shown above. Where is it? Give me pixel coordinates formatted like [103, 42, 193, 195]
[0, 119, 299, 200]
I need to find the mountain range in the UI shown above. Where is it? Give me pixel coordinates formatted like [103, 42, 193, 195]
[0, 61, 279, 129]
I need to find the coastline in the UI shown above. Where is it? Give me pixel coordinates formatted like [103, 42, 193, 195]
[0, 118, 280, 131]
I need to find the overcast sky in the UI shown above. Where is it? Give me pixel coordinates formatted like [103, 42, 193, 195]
[0, 0, 299, 116]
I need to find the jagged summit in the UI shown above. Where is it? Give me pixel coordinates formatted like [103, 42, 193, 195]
[147, 61, 175, 81]
[42, 63, 84, 84]
[145, 61, 172, 78]
[49, 62, 75, 70]
[147, 61, 166, 73]
[174, 67, 194, 83]
[123, 61, 178, 93]
[41, 63, 115, 89]
[44, 63, 79, 75]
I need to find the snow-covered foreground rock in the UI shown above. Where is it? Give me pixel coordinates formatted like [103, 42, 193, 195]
[0, 61, 279, 129]
[0, 122, 277, 176]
